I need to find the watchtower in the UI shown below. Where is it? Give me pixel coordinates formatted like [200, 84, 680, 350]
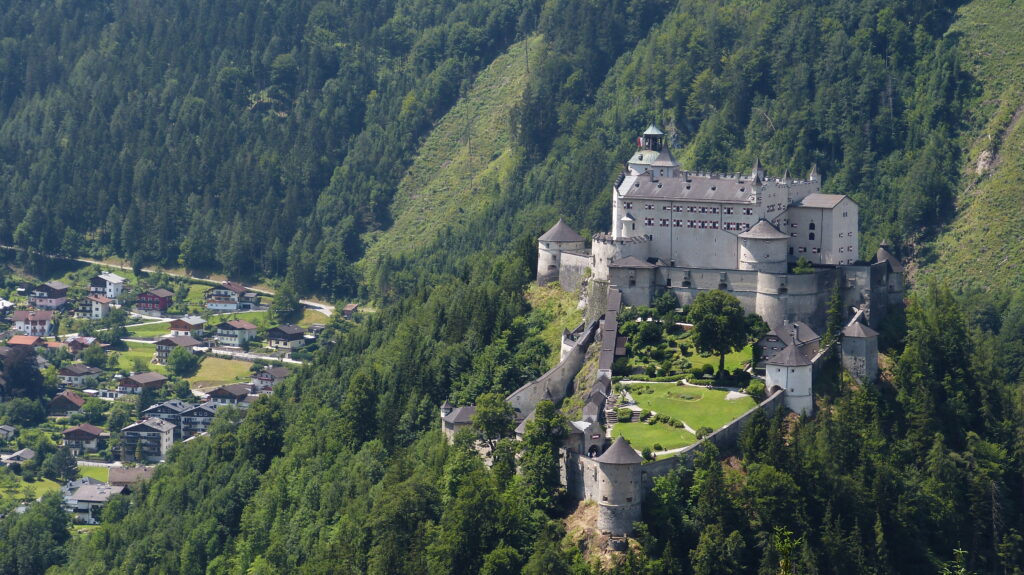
[841, 321, 879, 383]
[537, 219, 585, 286]
[595, 436, 644, 535]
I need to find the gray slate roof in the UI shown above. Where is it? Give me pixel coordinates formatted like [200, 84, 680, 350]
[596, 436, 643, 464]
[621, 172, 758, 203]
[766, 344, 812, 367]
[643, 124, 664, 136]
[842, 321, 878, 338]
[443, 405, 476, 425]
[874, 245, 904, 272]
[794, 193, 847, 209]
[739, 219, 789, 240]
[539, 219, 584, 243]
[607, 256, 657, 269]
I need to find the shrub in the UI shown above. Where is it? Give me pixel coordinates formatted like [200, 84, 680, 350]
[641, 447, 654, 461]
[640, 409, 651, 420]
[745, 380, 766, 400]
[616, 408, 634, 422]
[702, 364, 715, 376]
[645, 364, 657, 378]
[696, 426, 714, 439]
[653, 443, 664, 452]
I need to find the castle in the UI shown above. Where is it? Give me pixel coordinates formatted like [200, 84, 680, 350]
[442, 126, 901, 541]
[538, 125, 905, 333]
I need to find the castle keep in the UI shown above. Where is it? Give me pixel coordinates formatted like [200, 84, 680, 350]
[538, 125, 904, 332]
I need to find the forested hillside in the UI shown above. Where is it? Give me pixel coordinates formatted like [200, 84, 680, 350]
[2, 0, 1024, 574]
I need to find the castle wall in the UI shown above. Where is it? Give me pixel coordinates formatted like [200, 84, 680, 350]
[596, 462, 644, 535]
[559, 251, 592, 291]
[842, 335, 878, 383]
[608, 267, 655, 307]
[506, 321, 598, 415]
[537, 240, 585, 286]
[592, 234, 651, 282]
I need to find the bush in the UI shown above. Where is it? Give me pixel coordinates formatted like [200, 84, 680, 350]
[745, 380, 767, 400]
[645, 364, 657, 378]
[695, 426, 714, 439]
[702, 364, 715, 376]
[641, 447, 654, 461]
[640, 409, 651, 420]
[616, 408, 634, 422]
[653, 443, 663, 452]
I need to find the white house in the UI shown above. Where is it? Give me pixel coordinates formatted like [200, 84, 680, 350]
[90, 272, 127, 301]
[12, 310, 54, 336]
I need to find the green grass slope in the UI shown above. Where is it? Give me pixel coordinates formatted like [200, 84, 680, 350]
[360, 36, 541, 267]
[926, 0, 1024, 293]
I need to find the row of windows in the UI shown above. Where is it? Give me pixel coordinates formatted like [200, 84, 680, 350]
[644, 219, 752, 231]
[791, 222, 816, 230]
[624, 202, 755, 217]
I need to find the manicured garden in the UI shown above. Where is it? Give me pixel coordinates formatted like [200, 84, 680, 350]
[77, 466, 109, 482]
[612, 383, 756, 452]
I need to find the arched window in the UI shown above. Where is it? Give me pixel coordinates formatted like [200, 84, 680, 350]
[809, 222, 816, 230]
[809, 232, 815, 240]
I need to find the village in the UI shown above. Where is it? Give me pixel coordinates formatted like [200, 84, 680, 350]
[0, 259, 361, 523]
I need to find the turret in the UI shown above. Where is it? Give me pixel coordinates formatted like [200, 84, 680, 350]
[752, 158, 765, 180]
[640, 124, 664, 151]
[440, 399, 453, 419]
[766, 345, 813, 416]
[807, 163, 819, 182]
[537, 219, 585, 286]
[841, 321, 879, 383]
[595, 436, 644, 536]
[738, 220, 789, 274]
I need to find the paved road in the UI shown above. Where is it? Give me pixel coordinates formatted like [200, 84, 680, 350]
[77, 460, 123, 468]
[0, 245, 335, 317]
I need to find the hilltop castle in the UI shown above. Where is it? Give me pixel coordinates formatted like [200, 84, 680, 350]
[538, 125, 905, 332]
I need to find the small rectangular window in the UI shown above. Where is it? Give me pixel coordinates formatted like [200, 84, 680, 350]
[623, 202, 633, 209]
[798, 247, 807, 253]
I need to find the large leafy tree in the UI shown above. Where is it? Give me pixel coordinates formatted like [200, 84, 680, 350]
[687, 290, 749, 376]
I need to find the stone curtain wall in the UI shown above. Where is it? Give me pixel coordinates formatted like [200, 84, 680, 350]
[506, 321, 598, 415]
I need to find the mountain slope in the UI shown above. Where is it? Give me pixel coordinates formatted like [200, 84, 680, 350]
[925, 0, 1024, 293]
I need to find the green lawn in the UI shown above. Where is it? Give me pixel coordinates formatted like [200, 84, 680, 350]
[114, 342, 165, 374]
[612, 421, 697, 452]
[77, 466, 108, 482]
[188, 357, 252, 390]
[185, 283, 209, 305]
[296, 307, 329, 327]
[629, 383, 756, 431]
[683, 344, 753, 373]
[23, 477, 61, 498]
[127, 321, 172, 338]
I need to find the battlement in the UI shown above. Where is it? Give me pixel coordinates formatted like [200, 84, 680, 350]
[592, 233, 652, 246]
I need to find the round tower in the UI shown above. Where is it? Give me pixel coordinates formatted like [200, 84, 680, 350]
[738, 220, 789, 274]
[595, 436, 644, 536]
[537, 219, 585, 286]
[766, 345, 813, 416]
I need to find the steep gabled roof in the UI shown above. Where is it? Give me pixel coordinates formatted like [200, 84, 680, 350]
[766, 344, 812, 367]
[842, 321, 878, 338]
[643, 124, 664, 136]
[874, 245, 904, 273]
[739, 219, 789, 240]
[596, 436, 643, 465]
[539, 219, 584, 243]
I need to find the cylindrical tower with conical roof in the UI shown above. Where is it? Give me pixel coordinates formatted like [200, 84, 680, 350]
[537, 219, 585, 286]
[595, 436, 644, 535]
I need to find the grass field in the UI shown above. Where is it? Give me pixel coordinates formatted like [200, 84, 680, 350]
[296, 307, 329, 327]
[127, 321, 172, 338]
[77, 466, 109, 482]
[188, 357, 252, 390]
[683, 344, 753, 373]
[525, 283, 584, 366]
[114, 342, 165, 374]
[630, 383, 756, 430]
[22, 477, 61, 498]
[612, 422, 697, 452]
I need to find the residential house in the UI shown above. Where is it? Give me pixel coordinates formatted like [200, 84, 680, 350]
[251, 366, 290, 391]
[12, 310, 54, 336]
[342, 303, 359, 319]
[169, 315, 206, 337]
[142, 400, 194, 439]
[62, 423, 106, 455]
[136, 288, 174, 314]
[2, 448, 36, 465]
[179, 404, 219, 438]
[215, 319, 258, 347]
[7, 334, 43, 347]
[0, 425, 15, 441]
[204, 281, 260, 311]
[266, 324, 305, 349]
[120, 418, 175, 462]
[109, 466, 155, 487]
[154, 335, 201, 364]
[64, 336, 102, 355]
[206, 383, 252, 406]
[440, 402, 476, 442]
[117, 372, 168, 395]
[59, 364, 103, 388]
[89, 272, 127, 301]
[64, 483, 126, 524]
[28, 281, 68, 309]
[83, 295, 113, 320]
[50, 390, 86, 416]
